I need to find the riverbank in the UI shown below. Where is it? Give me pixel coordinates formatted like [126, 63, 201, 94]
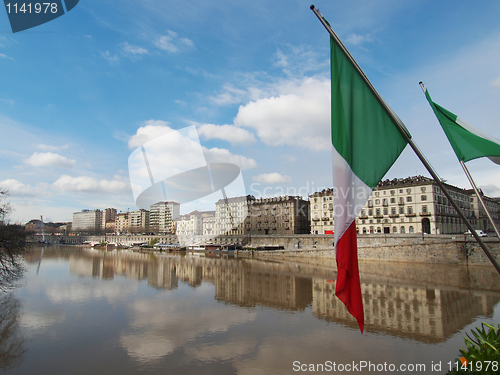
[30, 233, 500, 266]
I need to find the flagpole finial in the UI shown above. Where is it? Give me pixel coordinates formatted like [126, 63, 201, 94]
[310, 4, 315, 10]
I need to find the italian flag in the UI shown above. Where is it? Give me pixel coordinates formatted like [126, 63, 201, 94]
[330, 36, 409, 332]
[423, 86, 500, 165]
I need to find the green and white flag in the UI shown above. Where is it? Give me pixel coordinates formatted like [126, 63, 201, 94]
[423, 86, 500, 164]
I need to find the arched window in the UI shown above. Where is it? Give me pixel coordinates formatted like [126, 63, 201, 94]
[363, 228, 367, 234]
[409, 226, 414, 233]
[392, 226, 397, 233]
[400, 226, 406, 234]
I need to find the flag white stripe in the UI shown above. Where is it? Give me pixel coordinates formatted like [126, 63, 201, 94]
[332, 147, 372, 248]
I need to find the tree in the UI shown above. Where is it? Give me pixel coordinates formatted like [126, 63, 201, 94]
[0, 190, 27, 292]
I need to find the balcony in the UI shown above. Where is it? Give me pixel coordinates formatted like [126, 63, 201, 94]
[322, 217, 329, 221]
[419, 212, 431, 216]
[405, 213, 416, 217]
[398, 202, 405, 206]
[389, 214, 399, 218]
[374, 215, 384, 219]
[359, 215, 368, 219]
[312, 218, 320, 221]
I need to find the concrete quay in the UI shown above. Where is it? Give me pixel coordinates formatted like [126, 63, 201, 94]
[33, 233, 500, 266]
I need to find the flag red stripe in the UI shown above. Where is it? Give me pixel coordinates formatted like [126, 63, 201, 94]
[335, 221, 364, 333]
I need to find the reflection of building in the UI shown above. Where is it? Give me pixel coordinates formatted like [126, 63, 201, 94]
[310, 176, 492, 235]
[64, 247, 500, 344]
[213, 265, 312, 310]
[312, 278, 500, 342]
[148, 259, 178, 290]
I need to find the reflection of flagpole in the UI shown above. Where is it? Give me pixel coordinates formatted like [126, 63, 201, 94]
[460, 160, 500, 239]
[311, 5, 500, 275]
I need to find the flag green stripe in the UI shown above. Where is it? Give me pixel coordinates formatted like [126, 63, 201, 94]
[330, 37, 408, 188]
[424, 89, 500, 163]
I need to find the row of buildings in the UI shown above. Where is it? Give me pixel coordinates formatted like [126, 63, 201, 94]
[28, 176, 500, 237]
[310, 176, 500, 235]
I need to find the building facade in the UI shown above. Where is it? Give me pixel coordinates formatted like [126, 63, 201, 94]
[310, 176, 492, 235]
[128, 209, 150, 234]
[72, 209, 102, 232]
[215, 196, 251, 235]
[101, 208, 117, 230]
[244, 196, 310, 235]
[150, 201, 180, 234]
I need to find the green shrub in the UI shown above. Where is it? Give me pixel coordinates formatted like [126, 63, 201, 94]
[446, 323, 500, 375]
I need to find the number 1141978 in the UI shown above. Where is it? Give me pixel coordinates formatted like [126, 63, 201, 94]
[5, 3, 58, 14]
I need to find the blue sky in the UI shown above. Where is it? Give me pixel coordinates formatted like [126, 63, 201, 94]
[1, 0, 500, 223]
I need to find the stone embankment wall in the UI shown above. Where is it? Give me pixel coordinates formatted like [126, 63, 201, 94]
[248, 234, 500, 267]
[32, 233, 500, 266]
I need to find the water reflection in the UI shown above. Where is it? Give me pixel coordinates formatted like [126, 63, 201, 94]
[0, 293, 26, 370]
[12, 246, 500, 374]
[27, 246, 500, 343]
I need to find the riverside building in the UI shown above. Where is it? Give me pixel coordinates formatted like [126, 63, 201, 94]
[244, 196, 310, 235]
[149, 201, 180, 234]
[310, 176, 497, 235]
[72, 209, 102, 232]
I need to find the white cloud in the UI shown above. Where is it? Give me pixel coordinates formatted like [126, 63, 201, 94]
[252, 173, 292, 184]
[234, 77, 331, 151]
[197, 124, 256, 145]
[345, 33, 374, 46]
[52, 175, 130, 193]
[128, 120, 173, 149]
[25, 152, 75, 168]
[0, 179, 47, 197]
[35, 143, 69, 151]
[121, 42, 149, 56]
[101, 50, 120, 64]
[0, 53, 13, 60]
[202, 147, 257, 170]
[490, 77, 500, 88]
[154, 30, 194, 53]
[210, 85, 248, 105]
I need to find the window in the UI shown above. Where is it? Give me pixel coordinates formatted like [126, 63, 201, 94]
[383, 208, 388, 215]
[400, 226, 406, 233]
[399, 207, 404, 214]
[375, 199, 380, 205]
[407, 207, 413, 214]
[391, 207, 396, 215]
[421, 195, 427, 201]
[392, 226, 397, 233]
[390, 198, 396, 203]
[422, 205, 428, 213]
[421, 187, 426, 192]
[407, 196, 412, 202]
[390, 190, 395, 196]
[376, 208, 381, 216]
[409, 226, 414, 233]
[369, 209, 373, 216]
[407, 188, 412, 194]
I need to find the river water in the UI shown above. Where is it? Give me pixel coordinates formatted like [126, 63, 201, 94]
[2, 245, 500, 374]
